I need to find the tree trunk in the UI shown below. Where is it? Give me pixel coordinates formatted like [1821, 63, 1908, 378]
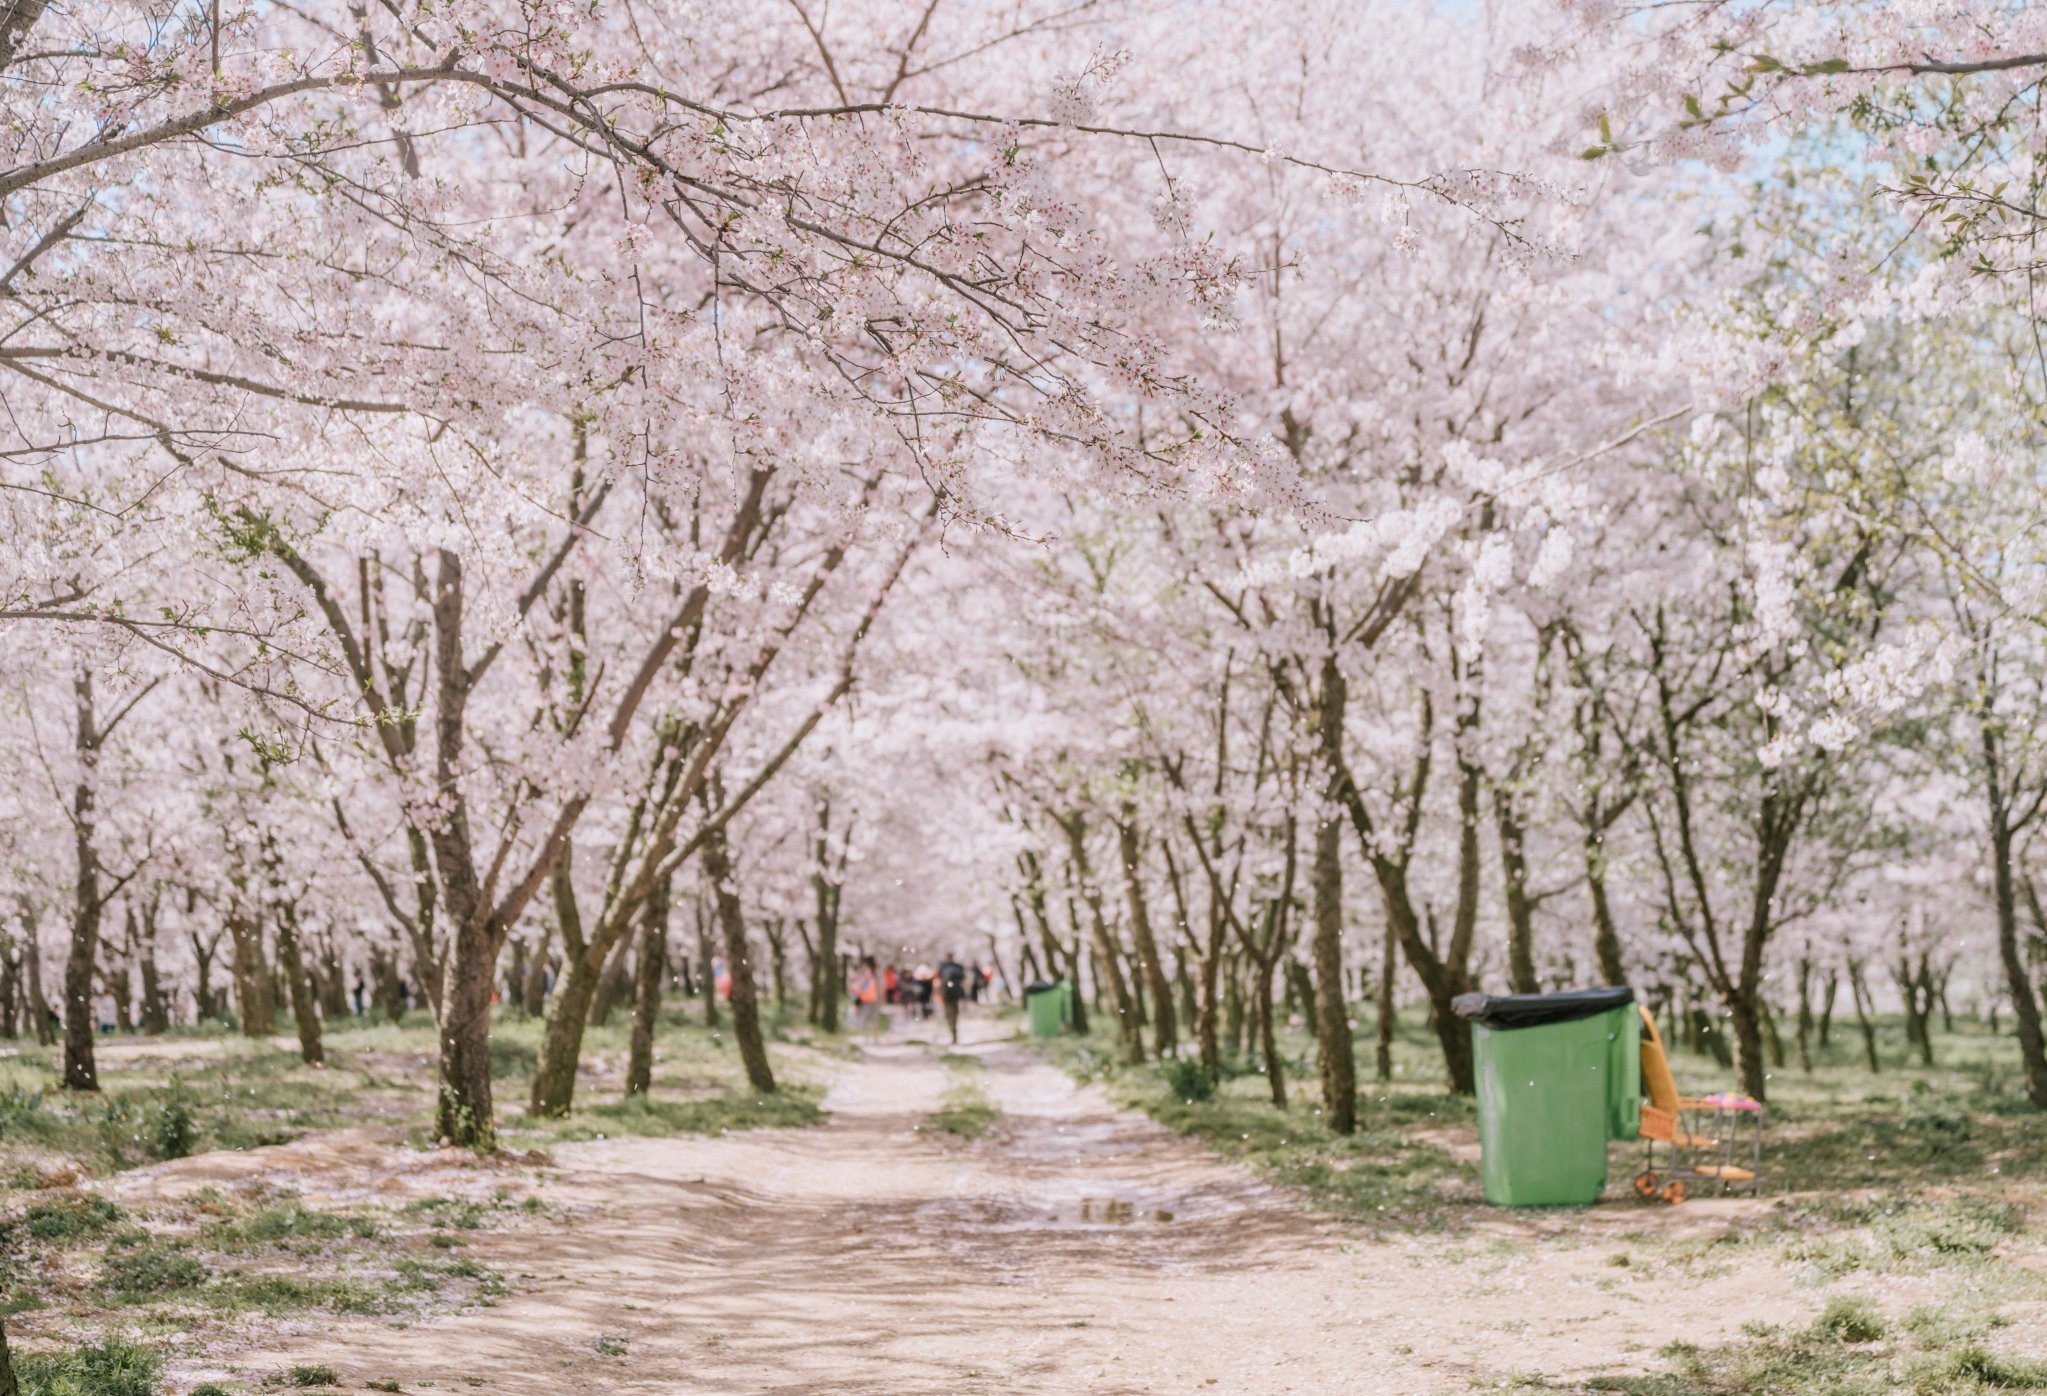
[626, 875, 670, 1096]
[813, 891, 840, 1032]
[1309, 805, 1355, 1133]
[1197, 901, 1224, 1078]
[1759, 995, 1785, 1071]
[1223, 952, 1244, 1057]
[62, 674, 104, 1092]
[1795, 957, 1814, 1073]
[586, 921, 637, 1028]
[531, 850, 603, 1119]
[1728, 992, 1768, 1100]
[227, 911, 276, 1036]
[1254, 952, 1284, 1108]
[25, 923, 53, 1047]
[1847, 960, 1881, 1074]
[811, 803, 844, 1034]
[107, 927, 133, 1033]
[1064, 816, 1142, 1064]
[434, 921, 500, 1148]
[1116, 813, 1176, 1058]
[1819, 971, 1837, 1048]
[274, 908, 325, 1067]
[1981, 686, 2047, 1104]
[192, 931, 220, 1023]
[1, 1311, 18, 1396]
[696, 897, 720, 1030]
[138, 917, 170, 1036]
[1496, 790, 1540, 995]
[521, 924, 553, 1018]
[317, 939, 350, 1021]
[1375, 923, 1396, 1083]
[765, 918, 789, 1011]
[1586, 829, 1627, 987]
[704, 823, 775, 1092]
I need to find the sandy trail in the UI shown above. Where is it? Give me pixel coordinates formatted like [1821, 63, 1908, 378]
[197, 1017, 1812, 1394]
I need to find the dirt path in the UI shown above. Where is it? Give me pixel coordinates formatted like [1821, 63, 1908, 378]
[179, 1017, 1812, 1394]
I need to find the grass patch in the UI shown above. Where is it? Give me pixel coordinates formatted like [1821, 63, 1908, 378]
[1589, 1321, 2047, 1395]
[14, 1336, 163, 1396]
[923, 1058, 999, 1140]
[517, 1085, 824, 1143]
[1043, 1032, 1473, 1230]
[207, 1201, 380, 1250]
[100, 1241, 212, 1299]
[9, 1194, 123, 1243]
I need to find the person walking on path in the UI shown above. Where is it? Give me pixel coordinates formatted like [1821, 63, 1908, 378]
[849, 957, 880, 1031]
[937, 953, 969, 1045]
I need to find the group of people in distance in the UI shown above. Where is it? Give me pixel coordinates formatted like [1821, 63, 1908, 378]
[848, 953, 992, 1043]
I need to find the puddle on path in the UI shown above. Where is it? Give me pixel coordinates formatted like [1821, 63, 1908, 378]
[1070, 1197, 1175, 1225]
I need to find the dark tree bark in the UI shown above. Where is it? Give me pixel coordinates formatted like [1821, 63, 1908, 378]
[226, 909, 276, 1036]
[62, 671, 107, 1091]
[586, 921, 638, 1029]
[521, 923, 553, 1018]
[1, 1310, 18, 1396]
[811, 800, 845, 1033]
[137, 897, 170, 1035]
[1309, 804, 1355, 1132]
[1336, 689, 1478, 1096]
[531, 846, 602, 1118]
[703, 821, 775, 1092]
[106, 920, 133, 1033]
[1375, 920, 1397, 1083]
[1495, 787, 1540, 996]
[1795, 956, 1814, 1073]
[763, 917, 789, 1011]
[1253, 937, 1284, 1107]
[1309, 649, 1357, 1132]
[696, 895, 721, 1030]
[1894, 949, 1937, 1068]
[626, 874, 670, 1096]
[191, 927, 222, 1023]
[23, 906, 53, 1047]
[1061, 813, 1141, 1063]
[1116, 809, 1176, 1057]
[1847, 959, 1882, 1074]
[274, 904, 325, 1067]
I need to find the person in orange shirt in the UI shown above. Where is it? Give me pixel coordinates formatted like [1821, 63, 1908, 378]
[848, 957, 880, 1030]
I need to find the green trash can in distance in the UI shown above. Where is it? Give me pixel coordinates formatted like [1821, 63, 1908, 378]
[1025, 981, 1070, 1038]
[1451, 987, 1640, 1207]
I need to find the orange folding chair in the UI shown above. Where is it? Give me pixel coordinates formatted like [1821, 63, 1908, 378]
[1634, 1007, 1764, 1203]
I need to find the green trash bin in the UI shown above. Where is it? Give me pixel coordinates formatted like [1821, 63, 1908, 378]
[1027, 980, 1071, 1038]
[1452, 987, 1640, 1206]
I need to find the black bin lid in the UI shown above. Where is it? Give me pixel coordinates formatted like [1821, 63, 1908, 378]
[1450, 986, 1634, 1030]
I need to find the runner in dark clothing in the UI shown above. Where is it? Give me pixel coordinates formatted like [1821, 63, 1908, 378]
[937, 954, 969, 1045]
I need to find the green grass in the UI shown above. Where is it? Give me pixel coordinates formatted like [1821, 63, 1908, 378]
[513, 1084, 825, 1143]
[922, 1055, 999, 1140]
[1041, 1025, 1475, 1230]
[14, 1336, 163, 1396]
[0, 1003, 834, 1191]
[1585, 1321, 2047, 1395]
